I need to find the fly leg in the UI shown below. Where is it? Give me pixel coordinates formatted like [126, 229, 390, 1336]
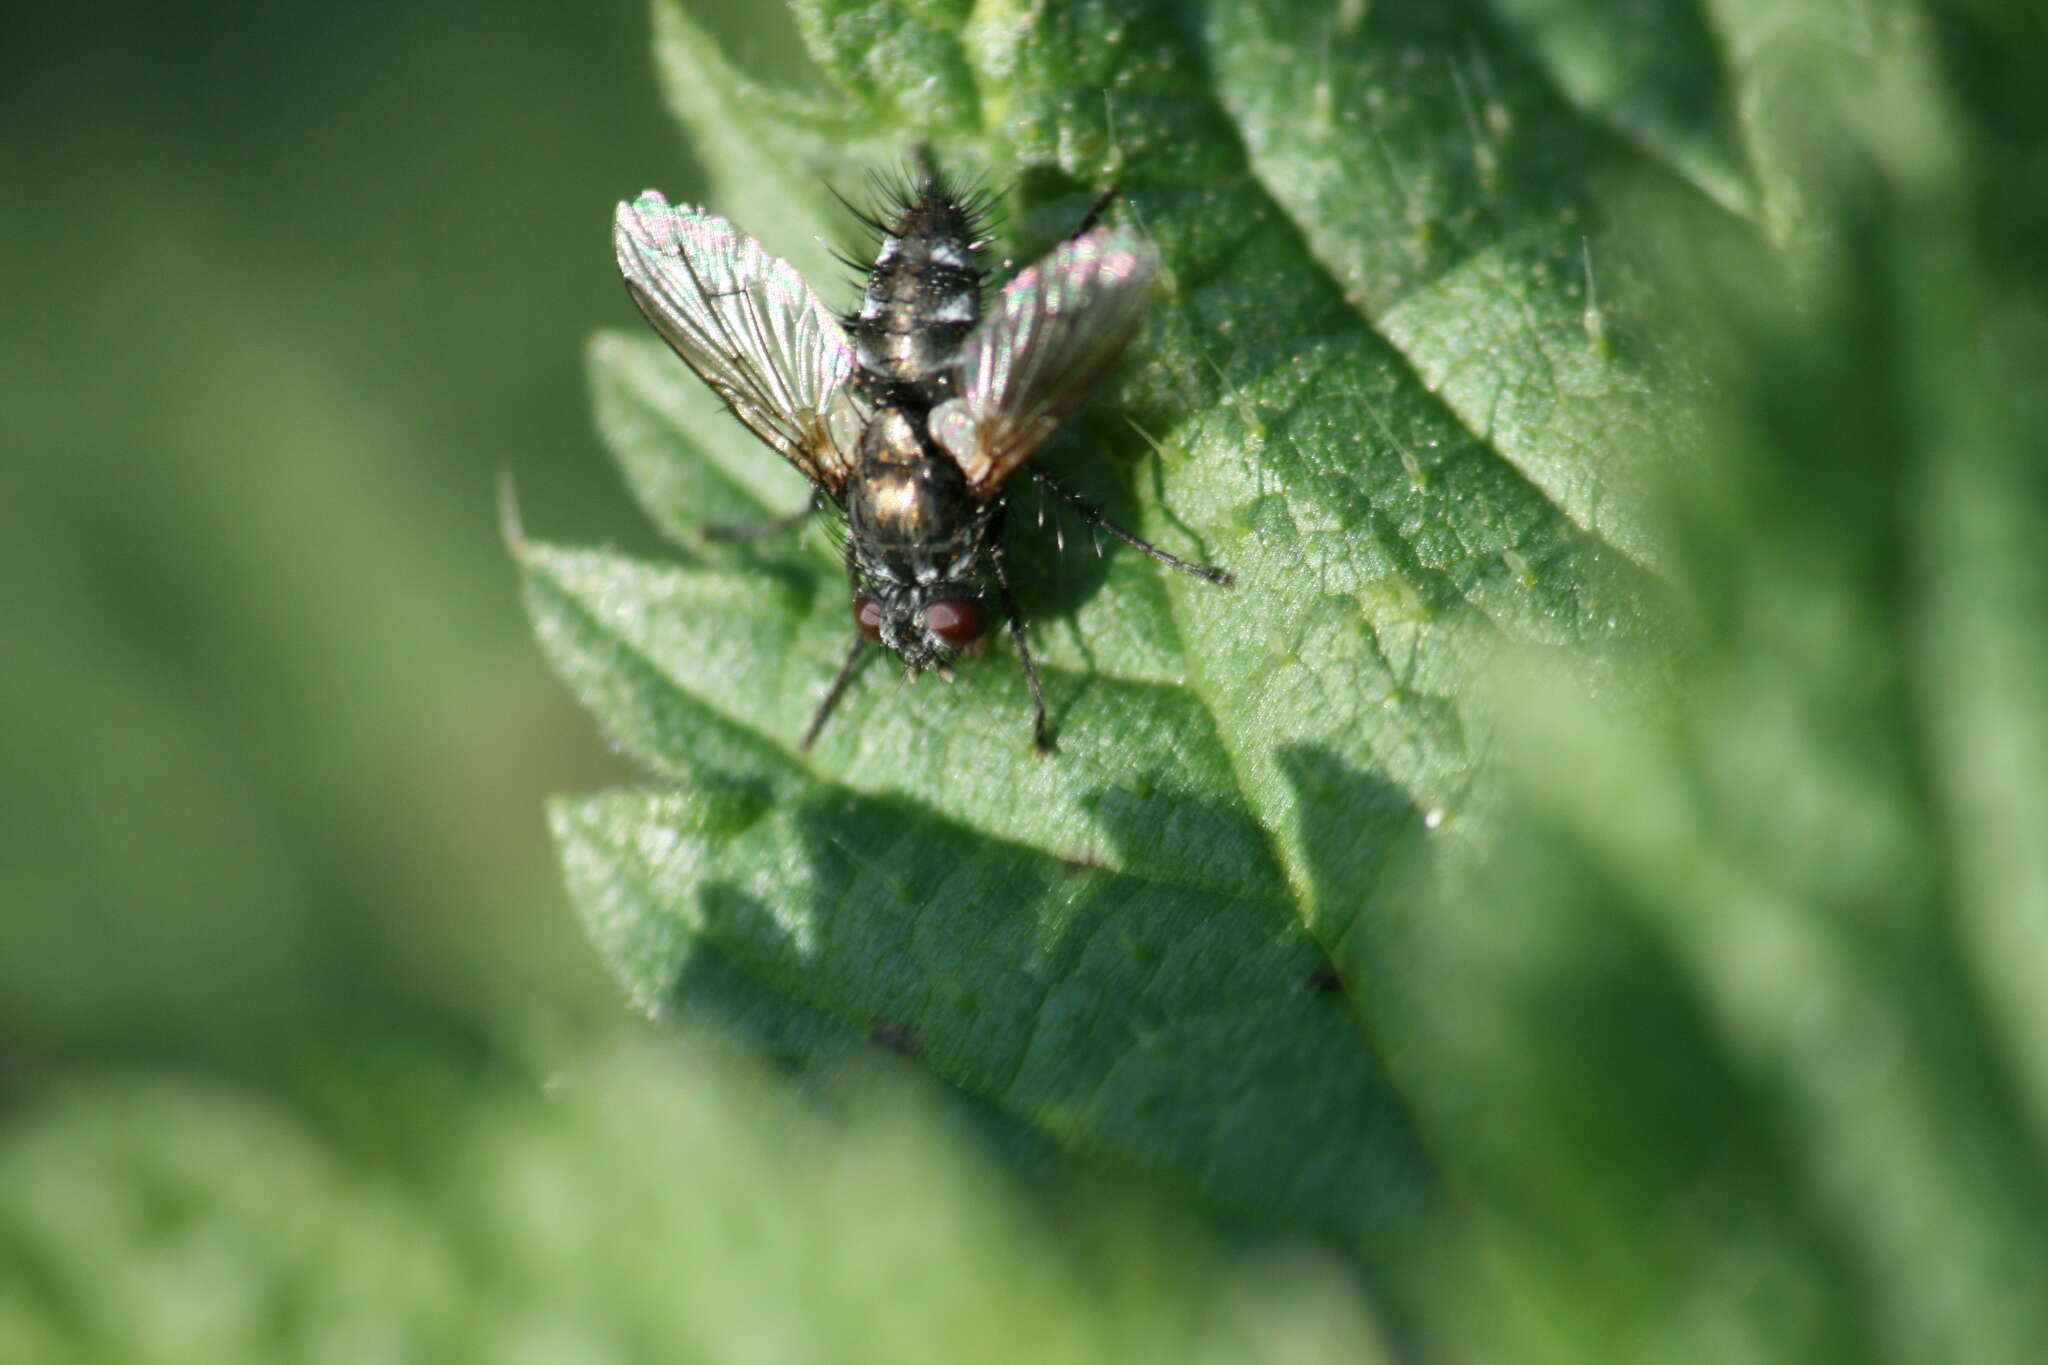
[698, 493, 819, 545]
[800, 633, 872, 753]
[989, 531, 1053, 754]
[1070, 186, 1121, 239]
[1028, 468, 1234, 587]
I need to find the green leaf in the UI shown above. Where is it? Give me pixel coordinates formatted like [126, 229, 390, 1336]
[528, 0, 1681, 1298]
[529, 0, 2048, 1355]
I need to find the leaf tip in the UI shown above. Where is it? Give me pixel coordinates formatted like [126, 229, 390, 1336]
[497, 466, 530, 562]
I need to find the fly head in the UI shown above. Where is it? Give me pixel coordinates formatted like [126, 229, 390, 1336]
[852, 578, 991, 672]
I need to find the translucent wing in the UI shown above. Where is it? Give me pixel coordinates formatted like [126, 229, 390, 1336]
[928, 225, 1159, 499]
[614, 191, 865, 492]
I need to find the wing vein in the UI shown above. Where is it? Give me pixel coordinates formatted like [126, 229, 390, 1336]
[614, 191, 864, 493]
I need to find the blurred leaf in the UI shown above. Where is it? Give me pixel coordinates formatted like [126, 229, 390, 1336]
[0, 1045, 1388, 1364]
[1353, 5, 2048, 1364]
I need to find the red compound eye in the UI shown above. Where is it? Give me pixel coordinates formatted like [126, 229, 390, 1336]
[854, 594, 886, 642]
[924, 598, 985, 647]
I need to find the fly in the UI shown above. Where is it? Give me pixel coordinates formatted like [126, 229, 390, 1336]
[613, 160, 1231, 753]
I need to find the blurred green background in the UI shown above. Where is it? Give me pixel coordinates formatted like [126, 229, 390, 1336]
[1, 0, 704, 1078]
[9, 2, 2048, 1360]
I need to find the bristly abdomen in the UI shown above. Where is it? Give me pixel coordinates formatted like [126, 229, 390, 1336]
[844, 159, 995, 406]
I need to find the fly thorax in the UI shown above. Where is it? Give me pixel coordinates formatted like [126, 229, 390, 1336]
[846, 414, 983, 574]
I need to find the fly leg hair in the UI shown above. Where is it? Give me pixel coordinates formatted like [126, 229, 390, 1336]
[1028, 468, 1234, 587]
[989, 513, 1054, 754]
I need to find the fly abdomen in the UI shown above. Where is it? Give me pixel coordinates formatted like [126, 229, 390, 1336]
[847, 168, 990, 401]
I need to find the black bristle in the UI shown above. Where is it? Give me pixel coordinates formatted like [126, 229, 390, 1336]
[842, 151, 999, 405]
[826, 182, 892, 239]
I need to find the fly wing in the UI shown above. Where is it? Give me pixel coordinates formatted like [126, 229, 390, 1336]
[614, 191, 865, 493]
[928, 225, 1159, 499]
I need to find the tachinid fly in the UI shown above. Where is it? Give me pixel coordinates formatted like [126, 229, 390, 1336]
[613, 161, 1231, 752]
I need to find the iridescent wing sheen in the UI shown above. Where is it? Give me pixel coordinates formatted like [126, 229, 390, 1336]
[614, 191, 865, 493]
[927, 225, 1159, 499]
